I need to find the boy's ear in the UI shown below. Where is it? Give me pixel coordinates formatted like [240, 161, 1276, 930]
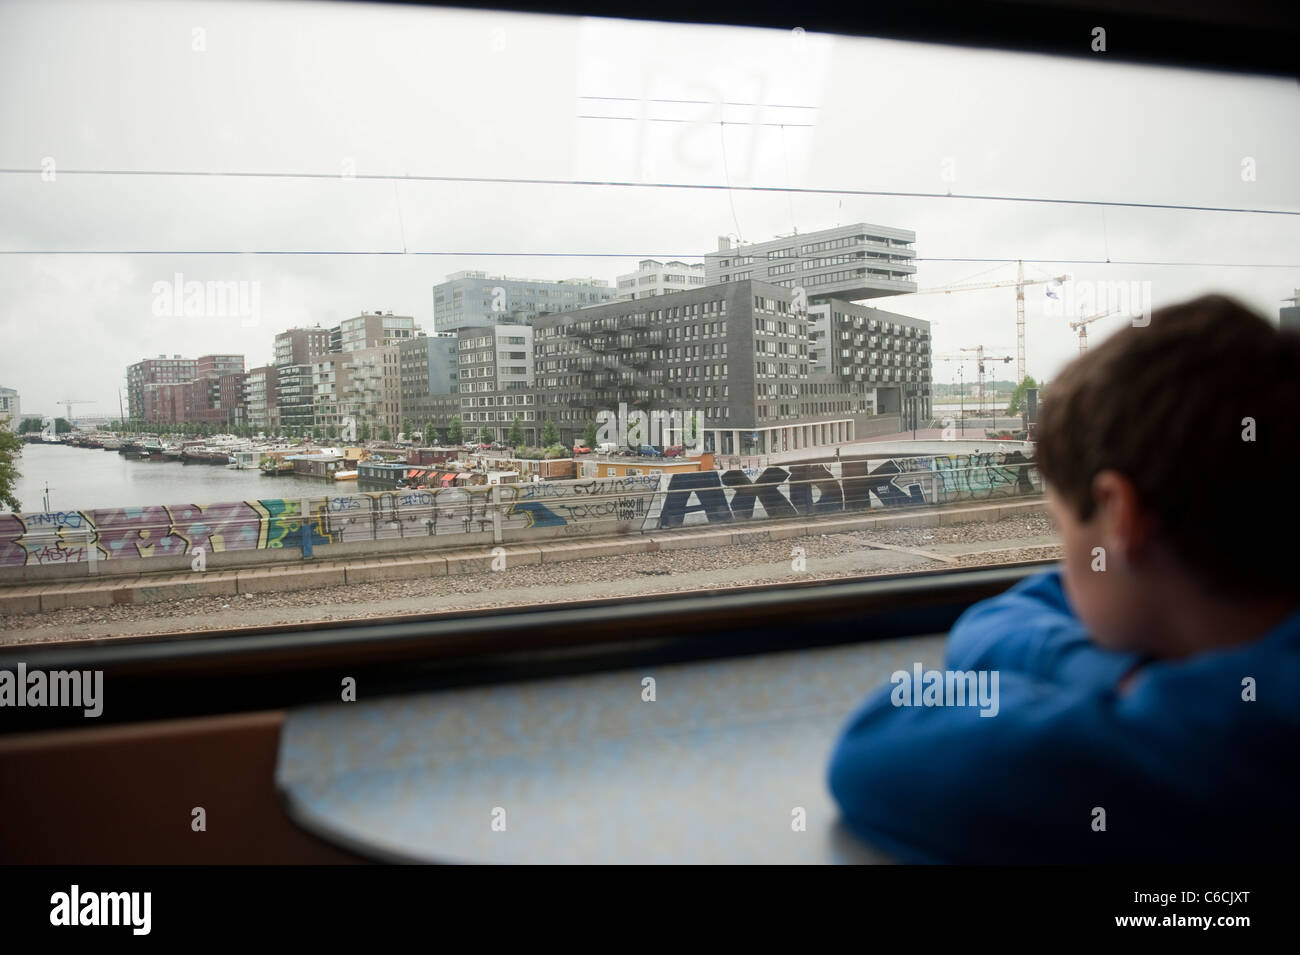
[1091, 469, 1152, 562]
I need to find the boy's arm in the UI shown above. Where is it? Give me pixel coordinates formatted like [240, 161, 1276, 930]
[944, 569, 1138, 686]
[826, 674, 1198, 864]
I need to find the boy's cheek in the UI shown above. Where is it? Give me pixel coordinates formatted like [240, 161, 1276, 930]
[1068, 568, 1142, 652]
[1063, 552, 1128, 649]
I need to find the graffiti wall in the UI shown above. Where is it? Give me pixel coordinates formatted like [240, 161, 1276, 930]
[645, 452, 1036, 529]
[0, 500, 333, 568]
[0, 452, 1037, 569]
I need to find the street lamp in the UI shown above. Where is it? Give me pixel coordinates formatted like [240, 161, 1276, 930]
[958, 366, 965, 436]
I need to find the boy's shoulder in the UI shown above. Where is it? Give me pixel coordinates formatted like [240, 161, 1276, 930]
[945, 568, 1136, 687]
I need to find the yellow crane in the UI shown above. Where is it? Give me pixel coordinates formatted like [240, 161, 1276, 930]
[933, 347, 1014, 416]
[1068, 309, 1115, 354]
[57, 399, 94, 422]
[877, 261, 1070, 386]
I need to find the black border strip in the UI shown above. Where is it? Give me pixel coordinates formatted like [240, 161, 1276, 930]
[359, 0, 1300, 79]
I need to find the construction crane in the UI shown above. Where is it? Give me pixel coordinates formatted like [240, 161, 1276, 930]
[57, 399, 94, 422]
[934, 348, 1014, 416]
[876, 261, 1070, 386]
[1068, 309, 1114, 354]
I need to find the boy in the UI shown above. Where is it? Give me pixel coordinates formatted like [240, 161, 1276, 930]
[828, 295, 1300, 862]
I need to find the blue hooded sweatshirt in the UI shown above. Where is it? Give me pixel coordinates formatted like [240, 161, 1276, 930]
[827, 569, 1300, 863]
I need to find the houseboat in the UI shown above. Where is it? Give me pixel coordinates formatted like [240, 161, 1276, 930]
[289, 451, 344, 479]
[260, 451, 296, 476]
[356, 461, 409, 489]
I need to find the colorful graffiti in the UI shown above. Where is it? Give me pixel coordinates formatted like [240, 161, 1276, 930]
[0, 452, 1037, 568]
[0, 499, 335, 567]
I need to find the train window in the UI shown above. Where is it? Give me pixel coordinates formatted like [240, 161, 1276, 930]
[0, 0, 1296, 658]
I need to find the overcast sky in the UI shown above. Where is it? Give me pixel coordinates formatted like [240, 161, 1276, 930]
[1, 0, 1297, 417]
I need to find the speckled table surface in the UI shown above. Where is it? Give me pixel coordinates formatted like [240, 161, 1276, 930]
[276, 634, 947, 863]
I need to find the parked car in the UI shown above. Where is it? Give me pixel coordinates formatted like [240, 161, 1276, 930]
[572, 444, 591, 454]
[663, 445, 684, 458]
[595, 442, 619, 455]
[637, 445, 660, 457]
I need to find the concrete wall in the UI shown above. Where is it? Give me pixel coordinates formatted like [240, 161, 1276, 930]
[0, 451, 1040, 584]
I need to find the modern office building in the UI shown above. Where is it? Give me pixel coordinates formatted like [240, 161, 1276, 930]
[274, 327, 333, 367]
[703, 223, 918, 303]
[127, 355, 196, 420]
[0, 386, 20, 425]
[398, 334, 460, 432]
[432, 272, 616, 333]
[337, 312, 418, 353]
[457, 324, 536, 443]
[616, 260, 707, 300]
[532, 280, 929, 454]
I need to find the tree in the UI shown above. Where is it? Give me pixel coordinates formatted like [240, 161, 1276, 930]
[423, 421, 436, 446]
[380, 425, 392, 442]
[359, 422, 372, 442]
[448, 416, 464, 445]
[582, 419, 598, 449]
[1005, 375, 1039, 416]
[508, 416, 524, 447]
[312, 426, 322, 440]
[479, 426, 494, 445]
[402, 418, 413, 442]
[542, 418, 559, 447]
[17, 417, 41, 434]
[327, 423, 338, 438]
[0, 421, 23, 511]
[54, 418, 72, 434]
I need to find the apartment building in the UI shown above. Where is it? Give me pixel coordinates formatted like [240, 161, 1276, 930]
[339, 346, 401, 437]
[127, 355, 196, 420]
[307, 355, 349, 434]
[274, 327, 333, 367]
[432, 271, 615, 333]
[0, 386, 20, 425]
[532, 280, 929, 455]
[186, 355, 246, 428]
[457, 324, 536, 443]
[398, 334, 460, 432]
[616, 259, 706, 300]
[243, 365, 280, 434]
[277, 364, 315, 434]
[703, 223, 918, 303]
[338, 312, 418, 352]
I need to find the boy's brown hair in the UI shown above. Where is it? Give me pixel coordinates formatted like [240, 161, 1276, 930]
[1035, 294, 1300, 597]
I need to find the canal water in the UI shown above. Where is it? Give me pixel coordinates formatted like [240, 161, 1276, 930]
[12, 443, 335, 512]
